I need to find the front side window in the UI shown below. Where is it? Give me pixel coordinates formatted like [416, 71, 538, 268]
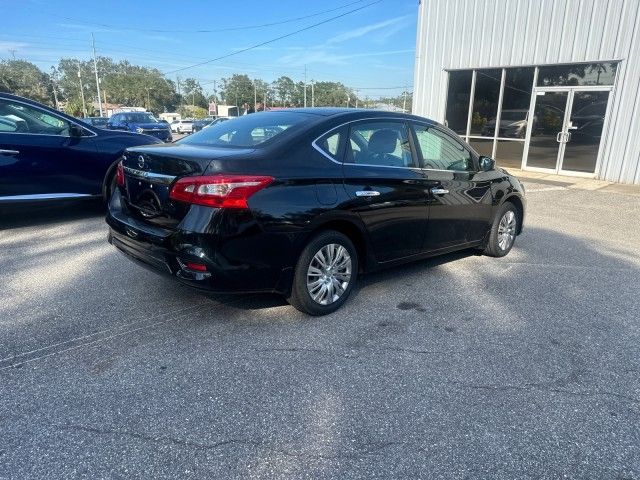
[0, 99, 70, 135]
[347, 121, 413, 167]
[179, 112, 312, 148]
[412, 124, 474, 171]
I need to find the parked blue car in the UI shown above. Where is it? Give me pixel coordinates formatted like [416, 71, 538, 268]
[107, 112, 172, 143]
[0, 93, 162, 204]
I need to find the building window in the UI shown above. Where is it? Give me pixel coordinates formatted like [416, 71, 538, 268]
[537, 62, 617, 87]
[469, 69, 502, 137]
[445, 70, 472, 135]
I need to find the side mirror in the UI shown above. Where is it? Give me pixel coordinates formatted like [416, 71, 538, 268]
[69, 124, 84, 137]
[479, 156, 496, 172]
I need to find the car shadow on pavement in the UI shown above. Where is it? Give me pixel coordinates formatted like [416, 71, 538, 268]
[0, 200, 104, 230]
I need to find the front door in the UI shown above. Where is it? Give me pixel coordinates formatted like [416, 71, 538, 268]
[341, 120, 429, 263]
[0, 97, 98, 200]
[524, 87, 611, 175]
[410, 123, 493, 251]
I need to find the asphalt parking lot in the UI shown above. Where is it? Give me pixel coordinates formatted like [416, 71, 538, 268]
[1, 180, 639, 479]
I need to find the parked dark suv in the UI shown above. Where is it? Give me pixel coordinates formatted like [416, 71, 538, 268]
[107, 112, 172, 143]
[107, 109, 525, 315]
[0, 93, 162, 204]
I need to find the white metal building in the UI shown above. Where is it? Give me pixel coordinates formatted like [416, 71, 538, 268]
[412, 0, 640, 184]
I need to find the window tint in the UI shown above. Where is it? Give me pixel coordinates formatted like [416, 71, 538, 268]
[347, 121, 413, 167]
[316, 130, 342, 160]
[470, 69, 501, 137]
[0, 99, 70, 135]
[445, 70, 472, 134]
[537, 62, 617, 86]
[412, 124, 474, 171]
[179, 112, 311, 148]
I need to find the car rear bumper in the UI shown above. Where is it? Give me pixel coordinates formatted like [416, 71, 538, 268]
[106, 191, 295, 294]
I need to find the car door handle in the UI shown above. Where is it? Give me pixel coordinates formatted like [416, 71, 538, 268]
[355, 190, 380, 197]
[430, 188, 449, 195]
[0, 149, 19, 156]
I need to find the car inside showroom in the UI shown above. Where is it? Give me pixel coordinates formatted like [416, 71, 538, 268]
[412, 0, 640, 185]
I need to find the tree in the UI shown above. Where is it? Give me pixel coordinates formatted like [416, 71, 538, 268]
[57, 57, 179, 114]
[273, 76, 296, 106]
[181, 78, 207, 108]
[219, 74, 255, 106]
[0, 60, 52, 105]
[311, 81, 356, 107]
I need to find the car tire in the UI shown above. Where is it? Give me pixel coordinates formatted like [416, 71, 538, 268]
[483, 201, 518, 257]
[287, 230, 358, 316]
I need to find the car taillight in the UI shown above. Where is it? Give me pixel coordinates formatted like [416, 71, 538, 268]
[169, 175, 274, 209]
[116, 160, 125, 187]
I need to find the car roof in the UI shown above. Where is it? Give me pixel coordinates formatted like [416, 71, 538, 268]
[264, 107, 439, 125]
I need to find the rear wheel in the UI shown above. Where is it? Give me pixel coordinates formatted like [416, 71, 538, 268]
[287, 230, 358, 316]
[483, 202, 518, 257]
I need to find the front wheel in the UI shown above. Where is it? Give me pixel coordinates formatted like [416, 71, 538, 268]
[287, 230, 358, 316]
[483, 202, 518, 257]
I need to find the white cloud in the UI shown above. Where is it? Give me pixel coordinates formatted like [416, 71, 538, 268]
[278, 48, 415, 67]
[326, 15, 412, 45]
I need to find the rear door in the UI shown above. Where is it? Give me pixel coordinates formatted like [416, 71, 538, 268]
[341, 119, 429, 263]
[410, 123, 493, 251]
[0, 97, 99, 200]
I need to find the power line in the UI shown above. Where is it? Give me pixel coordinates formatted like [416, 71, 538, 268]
[28, 0, 371, 34]
[162, 0, 383, 75]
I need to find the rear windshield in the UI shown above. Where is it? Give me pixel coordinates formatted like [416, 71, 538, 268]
[178, 111, 312, 148]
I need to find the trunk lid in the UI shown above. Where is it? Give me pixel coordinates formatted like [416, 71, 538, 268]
[121, 143, 255, 227]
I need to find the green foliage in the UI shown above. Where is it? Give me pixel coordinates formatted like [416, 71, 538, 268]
[56, 57, 179, 114]
[178, 105, 207, 119]
[0, 60, 52, 105]
[180, 78, 208, 108]
[219, 74, 255, 106]
[0, 56, 402, 114]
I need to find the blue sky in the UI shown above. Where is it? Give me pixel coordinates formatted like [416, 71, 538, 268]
[1, 0, 417, 98]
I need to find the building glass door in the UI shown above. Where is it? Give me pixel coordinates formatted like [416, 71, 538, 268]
[526, 90, 569, 170]
[524, 87, 611, 175]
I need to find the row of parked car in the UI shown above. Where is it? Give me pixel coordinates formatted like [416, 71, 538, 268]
[0, 92, 526, 316]
[81, 115, 229, 141]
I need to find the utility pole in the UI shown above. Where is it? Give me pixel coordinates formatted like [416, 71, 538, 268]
[303, 65, 307, 108]
[311, 81, 315, 107]
[355, 90, 359, 108]
[9, 49, 16, 60]
[91, 33, 104, 117]
[50, 67, 60, 110]
[402, 87, 408, 112]
[146, 87, 151, 110]
[264, 85, 267, 110]
[254, 79, 257, 108]
[77, 64, 87, 117]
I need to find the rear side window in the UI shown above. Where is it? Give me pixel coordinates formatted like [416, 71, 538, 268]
[315, 129, 344, 161]
[412, 124, 475, 171]
[347, 121, 413, 167]
[179, 112, 313, 148]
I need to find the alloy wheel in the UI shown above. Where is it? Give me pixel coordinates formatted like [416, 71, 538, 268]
[306, 243, 352, 305]
[497, 210, 517, 251]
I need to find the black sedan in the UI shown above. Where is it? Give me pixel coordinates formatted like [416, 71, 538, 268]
[0, 93, 162, 205]
[107, 109, 525, 315]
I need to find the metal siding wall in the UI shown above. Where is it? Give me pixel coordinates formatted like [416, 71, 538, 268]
[412, 0, 640, 184]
